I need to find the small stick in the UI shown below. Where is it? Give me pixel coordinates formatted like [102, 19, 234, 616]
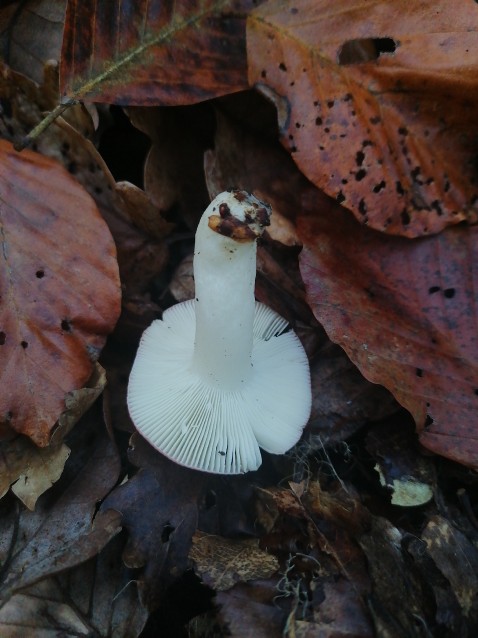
[13, 98, 78, 152]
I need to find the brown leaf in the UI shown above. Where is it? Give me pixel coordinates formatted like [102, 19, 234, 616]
[0, 0, 66, 84]
[0, 140, 120, 446]
[298, 190, 478, 470]
[0, 438, 70, 511]
[248, 0, 478, 236]
[0, 411, 121, 604]
[102, 434, 207, 610]
[190, 531, 279, 591]
[422, 516, 478, 620]
[0, 535, 147, 638]
[115, 180, 175, 240]
[60, 0, 255, 105]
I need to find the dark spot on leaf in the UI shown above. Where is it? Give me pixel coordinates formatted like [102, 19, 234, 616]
[343, 93, 353, 101]
[444, 288, 455, 299]
[261, 69, 267, 78]
[21, 340, 28, 349]
[358, 199, 367, 215]
[370, 116, 381, 124]
[290, 145, 297, 153]
[396, 181, 404, 195]
[279, 62, 287, 71]
[431, 200, 443, 215]
[36, 269, 45, 278]
[341, 179, 348, 185]
[373, 180, 386, 193]
[336, 191, 346, 204]
[61, 319, 72, 332]
[474, 389, 478, 396]
[355, 169, 367, 181]
[290, 7, 299, 14]
[401, 209, 411, 225]
[324, 127, 330, 133]
[411, 167, 422, 183]
[428, 286, 440, 294]
[416, 368, 423, 378]
[315, 116, 323, 125]
[362, 140, 373, 147]
[295, 122, 301, 128]
[0, 331, 5, 345]
[327, 100, 334, 108]
[425, 414, 434, 427]
[444, 180, 450, 192]
[356, 150, 365, 166]
[398, 127, 408, 136]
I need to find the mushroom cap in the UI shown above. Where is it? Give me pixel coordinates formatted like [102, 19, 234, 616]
[127, 300, 311, 474]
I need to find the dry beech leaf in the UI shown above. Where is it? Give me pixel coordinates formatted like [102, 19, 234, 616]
[60, 0, 255, 105]
[248, 0, 478, 237]
[298, 190, 478, 470]
[0, 439, 69, 510]
[190, 531, 279, 591]
[0, 535, 147, 638]
[0, 140, 120, 446]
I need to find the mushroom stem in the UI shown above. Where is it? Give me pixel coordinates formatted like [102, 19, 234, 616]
[191, 192, 270, 391]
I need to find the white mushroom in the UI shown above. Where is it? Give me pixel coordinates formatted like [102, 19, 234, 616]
[127, 191, 311, 474]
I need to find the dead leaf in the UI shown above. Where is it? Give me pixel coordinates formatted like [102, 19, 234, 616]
[298, 189, 478, 470]
[60, 0, 255, 105]
[0, 534, 147, 638]
[0, 0, 66, 84]
[190, 578, 284, 637]
[248, 0, 478, 236]
[0, 409, 122, 605]
[190, 531, 279, 591]
[101, 434, 207, 611]
[366, 419, 436, 507]
[422, 516, 478, 620]
[0, 140, 120, 446]
[115, 180, 175, 240]
[0, 438, 70, 510]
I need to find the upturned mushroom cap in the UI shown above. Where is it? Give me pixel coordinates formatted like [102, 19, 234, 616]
[127, 300, 311, 474]
[127, 190, 311, 474]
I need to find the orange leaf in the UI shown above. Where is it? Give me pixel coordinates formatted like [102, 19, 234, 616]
[248, 0, 478, 237]
[297, 189, 478, 470]
[60, 0, 255, 106]
[0, 140, 120, 446]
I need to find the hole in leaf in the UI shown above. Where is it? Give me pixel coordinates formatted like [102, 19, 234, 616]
[443, 288, 455, 299]
[425, 414, 434, 427]
[21, 341, 28, 349]
[416, 368, 423, 378]
[61, 319, 72, 332]
[161, 523, 175, 543]
[36, 269, 45, 279]
[205, 490, 217, 510]
[0, 331, 5, 345]
[338, 37, 397, 65]
[428, 286, 440, 294]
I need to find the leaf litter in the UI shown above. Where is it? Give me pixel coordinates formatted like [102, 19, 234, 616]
[0, 1, 477, 636]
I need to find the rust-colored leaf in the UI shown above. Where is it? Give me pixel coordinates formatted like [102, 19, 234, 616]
[248, 0, 478, 237]
[60, 0, 256, 106]
[298, 190, 478, 470]
[0, 140, 120, 446]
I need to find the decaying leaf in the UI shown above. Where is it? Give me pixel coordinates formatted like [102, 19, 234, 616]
[0, 0, 66, 84]
[298, 190, 478, 470]
[0, 411, 121, 605]
[102, 434, 207, 611]
[0, 438, 69, 511]
[190, 531, 279, 591]
[248, 0, 478, 236]
[0, 534, 147, 638]
[60, 0, 255, 105]
[0, 140, 120, 446]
